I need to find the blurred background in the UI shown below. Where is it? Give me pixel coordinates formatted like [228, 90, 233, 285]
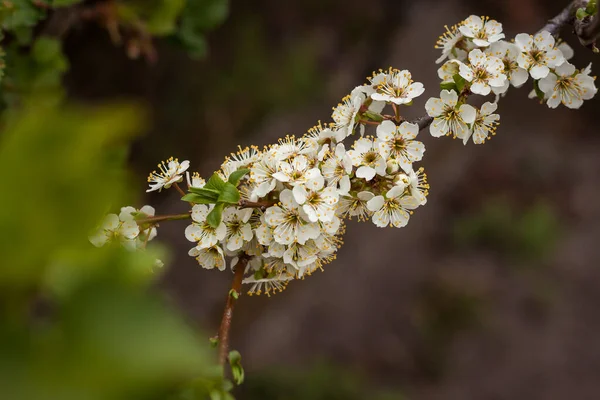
[2, 0, 600, 399]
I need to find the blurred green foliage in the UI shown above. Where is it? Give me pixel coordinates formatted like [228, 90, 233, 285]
[453, 197, 560, 263]
[239, 362, 405, 400]
[0, 101, 228, 400]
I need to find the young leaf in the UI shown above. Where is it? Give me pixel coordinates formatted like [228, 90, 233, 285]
[188, 187, 220, 201]
[204, 173, 227, 192]
[227, 168, 250, 186]
[453, 73, 466, 93]
[181, 193, 215, 204]
[440, 81, 458, 92]
[533, 80, 545, 101]
[228, 350, 244, 385]
[218, 183, 241, 204]
[207, 203, 224, 228]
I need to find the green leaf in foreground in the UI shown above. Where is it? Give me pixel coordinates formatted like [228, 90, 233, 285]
[207, 203, 225, 228]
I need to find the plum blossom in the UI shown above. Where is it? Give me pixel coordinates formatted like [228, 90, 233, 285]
[539, 62, 597, 109]
[515, 31, 565, 79]
[462, 102, 500, 144]
[368, 68, 425, 105]
[459, 15, 505, 47]
[456, 49, 507, 95]
[425, 89, 476, 139]
[147, 157, 190, 192]
[346, 137, 387, 181]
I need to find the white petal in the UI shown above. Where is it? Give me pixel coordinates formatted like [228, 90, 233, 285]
[356, 166, 376, 181]
[366, 195, 385, 212]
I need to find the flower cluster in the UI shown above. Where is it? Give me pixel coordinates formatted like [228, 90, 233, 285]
[432, 15, 597, 144]
[176, 67, 430, 295]
[90, 13, 597, 297]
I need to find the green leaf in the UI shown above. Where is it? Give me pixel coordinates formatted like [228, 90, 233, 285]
[533, 80, 545, 101]
[218, 183, 241, 204]
[362, 110, 384, 122]
[576, 7, 590, 20]
[52, 0, 84, 7]
[207, 203, 224, 228]
[453, 73, 466, 93]
[227, 168, 250, 186]
[228, 350, 244, 385]
[204, 173, 227, 192]
[587, 0, 598, 14]
[229, 289, 239, 299]
[440, 81, 457, 92]
[209, 337, 219, 348]
[181, 193, 216, 204]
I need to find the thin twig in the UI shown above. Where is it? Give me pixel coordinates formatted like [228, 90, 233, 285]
[173, 182, 187, 197]
[238, 199, 276, 210]
[540, 1, 578, 36]
[136, 213, 191, 225]
[217, 259, 247, 367]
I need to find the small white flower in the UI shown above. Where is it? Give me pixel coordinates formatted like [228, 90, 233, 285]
[486, 41, 529, 89]
[539, 62, 597, 109]
[395, 167, 429, 206]
[228, 145, 261, 168]
[462, 102, 500, 144]
[119, 205, 157, 248]
[189, 245, 226, 271]
[185, 204, 227, 249]
[376, 121, 425, 170]
[249, 151, 279, 200]
[425, 89, 477, 139]
[244, 274, 293, 296]
[221, 208, 254, 251]
[435, 24, 465, 64]
[283, 241, 319, 272]
[332, 92, 364, 140]
[459, 15, 505, 47]
[264, 189, 320, 245]
[89, 213, 140, 249]
[321, 143, 352, 194]
[146, 157, 190, 192]
[456, 49, 507, 95]
[346, 137, 387, 181]
[294, 184, 339, 223]
[368, 68, 425, 105]
[272, 154, 324, 191]
[366, 185, 421, 228]
[438, 60, 460, 82]
[186, 172, 206, 189]
[515, 30, 565, 79]
[337, 191, 374, 220]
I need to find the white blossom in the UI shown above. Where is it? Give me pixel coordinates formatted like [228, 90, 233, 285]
[294, 184, 339, 223]
[515, 31, 565, 80]
[456, 49, 507, 95]
[462, 102, 500, 144]
[368, 68, 425, 105]
[185, 204, 227, 249]
[321, 143, 352, 194]
[435, 24, 465, 64]
[89, 213, 139, 250]
[376, 121, 425, 170]
[189, 245, 226, 271]
[459, 15, 505, 47]
[366, 185, 421, 228]
[264, 189, 320, 245]
[332, 93, 363, 140]
[272, 154, 323, 191]
[146, 157, 190, 192]
[221, 208, 254, 251]
[486, 41, 529, 89]
[425, 89, 476, 138]
[346, 137, 387, 181]
[337, 191, 374, 220]
[539, 62, 597, 109]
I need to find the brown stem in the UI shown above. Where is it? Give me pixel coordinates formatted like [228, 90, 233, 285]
[238, 199, 276, 209]
[136, 213, 191, 225]
[217, 259, 247, 367]
[540, 1, 578, 36]
[358, 119, 382, 126]
[173, 182, 187, 197]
